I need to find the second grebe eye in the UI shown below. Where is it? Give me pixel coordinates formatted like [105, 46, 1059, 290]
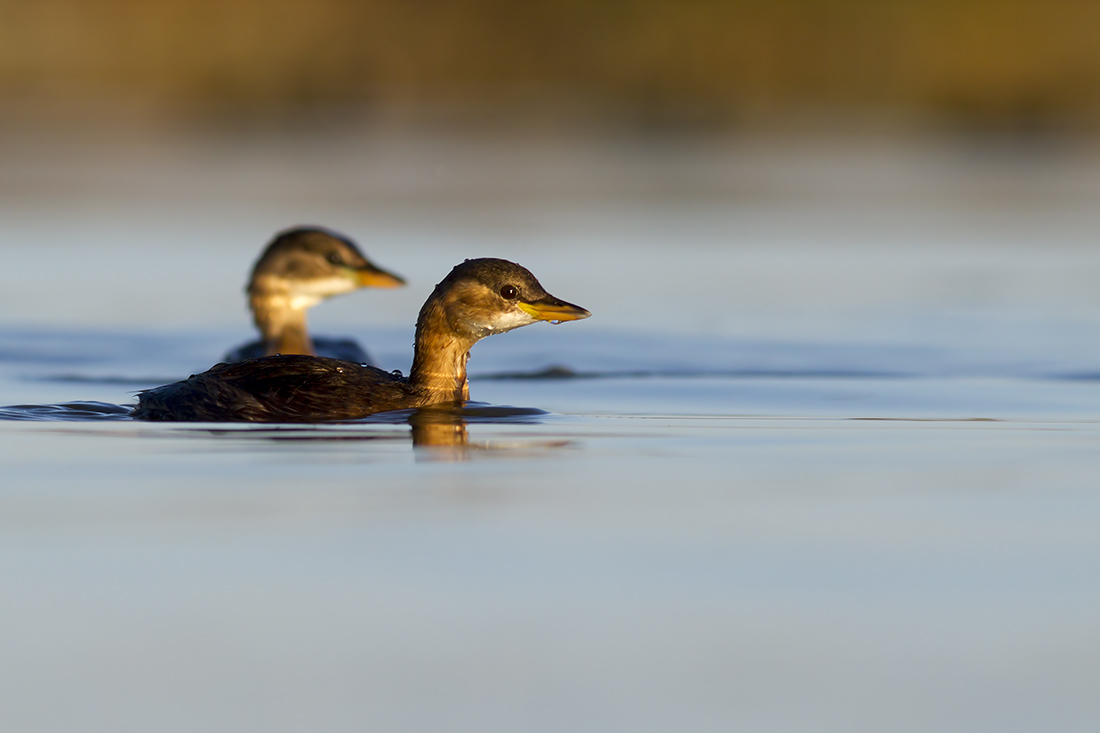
[326, 252, 344, 266]
[499, 284, 518, 300]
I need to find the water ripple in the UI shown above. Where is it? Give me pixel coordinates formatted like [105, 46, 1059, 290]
[0, 401, 134, 421]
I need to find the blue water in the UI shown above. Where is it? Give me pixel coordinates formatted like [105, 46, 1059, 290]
[3, 132, 1100, 731]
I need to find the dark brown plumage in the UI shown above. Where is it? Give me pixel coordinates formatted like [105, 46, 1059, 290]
[134, 258, 590, 422]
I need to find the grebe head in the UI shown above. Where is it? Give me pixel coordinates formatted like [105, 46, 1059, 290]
[249, 226, 405, 306]
[426, 258, 590, 340]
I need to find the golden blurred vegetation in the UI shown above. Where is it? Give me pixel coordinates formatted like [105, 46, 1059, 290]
[1, 0, 1098, 131]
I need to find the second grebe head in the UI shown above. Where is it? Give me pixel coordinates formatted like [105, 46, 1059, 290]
[249, 226, 405, 307]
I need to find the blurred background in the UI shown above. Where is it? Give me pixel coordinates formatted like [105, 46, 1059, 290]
[2, 0, 1100, 134]
[0, 0, 1095, 144]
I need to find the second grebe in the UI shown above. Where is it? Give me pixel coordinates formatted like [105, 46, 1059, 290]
[224, 226, 405, 364]
[134, 258, 590, 422]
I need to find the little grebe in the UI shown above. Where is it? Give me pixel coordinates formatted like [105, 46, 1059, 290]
[134, 258, 589, 422]
[223, 226, 404, 364]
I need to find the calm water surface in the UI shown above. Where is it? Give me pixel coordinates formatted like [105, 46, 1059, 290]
[3, 131, 1100, 731]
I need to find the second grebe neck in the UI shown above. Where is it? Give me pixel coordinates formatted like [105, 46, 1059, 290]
[249, 290, 318, 356]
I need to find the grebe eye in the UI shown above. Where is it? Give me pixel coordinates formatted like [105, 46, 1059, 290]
[499, 284, 518, 300]
[326, 252, 344, 266]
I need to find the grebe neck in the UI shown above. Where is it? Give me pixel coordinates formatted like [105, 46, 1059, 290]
[408, 299, 477, 403]
[250, 293, 315, 356]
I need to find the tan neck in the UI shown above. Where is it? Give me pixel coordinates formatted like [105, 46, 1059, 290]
[408, 299, 477, 404]
[250, 293, 315, 356]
